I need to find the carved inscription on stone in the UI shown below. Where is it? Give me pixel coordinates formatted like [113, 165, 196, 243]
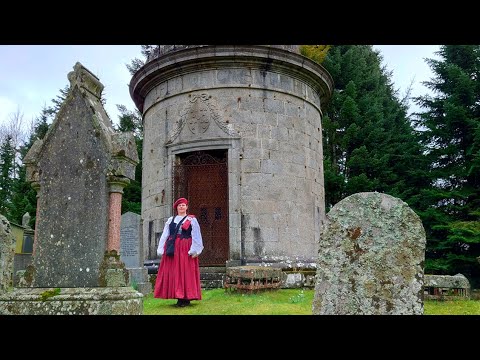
[120, 226, 139, 268]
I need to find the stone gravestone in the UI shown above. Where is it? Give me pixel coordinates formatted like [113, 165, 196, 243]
[0, 215, 15, 293]
[312, 192, 426, 315]
[13, 212, 34, 286]
[0, 62, 142, 314]
[120, 212, 151, 294]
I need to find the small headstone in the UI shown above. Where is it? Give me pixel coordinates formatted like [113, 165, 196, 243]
[120, 212, 142, 268]
[120, 212, 151, 294]
[313, 192, 426, 315]
[0, 215, 15, 293]
[22, 212, 31, 228]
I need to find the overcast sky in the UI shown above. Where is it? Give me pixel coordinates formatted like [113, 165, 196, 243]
[0, 45, 440, 132]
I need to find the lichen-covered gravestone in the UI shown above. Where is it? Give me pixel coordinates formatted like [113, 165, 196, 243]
[0, 215, 15, 293]
[0, 62, 143, 314]
[312, 192, 426, 315]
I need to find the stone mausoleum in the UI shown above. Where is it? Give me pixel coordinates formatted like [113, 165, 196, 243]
[130, 45, 333, 271]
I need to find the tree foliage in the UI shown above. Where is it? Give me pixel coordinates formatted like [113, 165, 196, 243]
[0, 136, 15, 215]
[414, 45, 480, 285]
[299, 45, 331, 64]
[312, 45, 428, 211]
[114, 105, 143, 215]
[126, 45, 156, 75]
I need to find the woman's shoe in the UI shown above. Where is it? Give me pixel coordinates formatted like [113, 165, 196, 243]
[177, 299, 190, 307]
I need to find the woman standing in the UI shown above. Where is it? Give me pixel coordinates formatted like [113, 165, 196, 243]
[154, 197, 204, 307]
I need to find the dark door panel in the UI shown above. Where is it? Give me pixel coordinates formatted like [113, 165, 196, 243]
[174, 150, 229, 266]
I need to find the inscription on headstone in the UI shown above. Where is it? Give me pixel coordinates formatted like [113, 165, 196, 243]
[120, 212, 141, 268]
[120, 212, 151, 294]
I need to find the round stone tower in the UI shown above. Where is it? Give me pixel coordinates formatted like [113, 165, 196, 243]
[130, 45, 333, 270]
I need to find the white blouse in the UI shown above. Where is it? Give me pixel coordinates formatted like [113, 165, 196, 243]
[156, 215, 204, 257]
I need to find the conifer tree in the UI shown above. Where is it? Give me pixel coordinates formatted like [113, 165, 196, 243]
[414, 45, 480, 284]
[7, 105, 53, 226]
[316, 45, 428, 211]
[0, 136, 15, 215]
[126, 45, 156, 75]
[114, 105, 143, 214]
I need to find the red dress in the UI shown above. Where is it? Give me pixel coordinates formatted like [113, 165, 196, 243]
[154, 216, 202, 300]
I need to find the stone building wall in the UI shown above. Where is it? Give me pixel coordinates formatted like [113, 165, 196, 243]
[131, 45, 333, 268]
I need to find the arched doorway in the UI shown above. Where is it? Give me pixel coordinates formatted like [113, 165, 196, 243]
[173, 150, 229, 266]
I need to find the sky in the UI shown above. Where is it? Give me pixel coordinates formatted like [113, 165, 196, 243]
[0, 45, 440, 132]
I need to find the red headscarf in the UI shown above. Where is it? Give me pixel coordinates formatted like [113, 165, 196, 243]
[173, 197, 188, 209]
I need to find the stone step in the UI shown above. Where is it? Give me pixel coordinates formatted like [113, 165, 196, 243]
[200, 272, 226, 280]
[201, 279, 224, 289]
[200, 267, 225, 289]
[200, 266, 226, 273]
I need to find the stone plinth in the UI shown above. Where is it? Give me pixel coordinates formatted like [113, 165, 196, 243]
[0, 287, 143, 315]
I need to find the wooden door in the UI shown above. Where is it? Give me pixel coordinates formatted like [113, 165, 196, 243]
[174, 150, 229, 266]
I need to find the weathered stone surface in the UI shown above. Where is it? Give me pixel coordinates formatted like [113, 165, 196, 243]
[120, 212, 142, 268]
[283, 271, 317, 288]
[0, 215, 15, 293]
[146, 45, 301, 62]
[120, 212, 151, 294]
[131, 45, 334, 269]
[312, 192, 426, 315]
[22, 212, 31, 228]
[28, 86, 110, 287]
[424, 273, 470, 299]
[224, 265, 283, 292]
[0, 287, 143, 315]
[424, 273, 470, 289]
[13, 254, 32, 286]
[22, 62, 138, 288]
[226, 265, 283, 279]
[0, 63, 142, 315]
[110, 132, 139, 179]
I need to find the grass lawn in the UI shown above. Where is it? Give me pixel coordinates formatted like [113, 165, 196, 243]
[142, 288, 480, 315]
